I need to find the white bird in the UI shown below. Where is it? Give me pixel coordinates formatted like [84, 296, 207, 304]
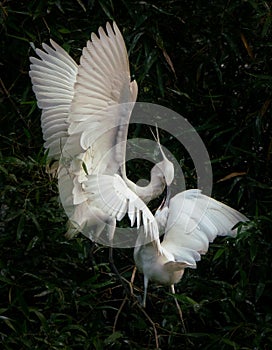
[134, 189, 248, 307]
[29, 22, 174, 249]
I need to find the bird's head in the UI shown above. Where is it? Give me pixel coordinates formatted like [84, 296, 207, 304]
[150, 126, 174, 187]
[156, 156, 174, 186]
[151, 137, 174, 190]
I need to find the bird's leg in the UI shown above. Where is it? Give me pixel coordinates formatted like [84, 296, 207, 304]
[142, 276, 149, 307]
[170, 284, 186, 332]
[107, 219, 119, 276]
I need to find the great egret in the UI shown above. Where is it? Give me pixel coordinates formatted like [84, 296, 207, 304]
[29, 22, 174, 248]
[134, 189, 248, 307]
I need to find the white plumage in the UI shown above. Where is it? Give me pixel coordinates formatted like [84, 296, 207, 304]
[134, 189, 248, 306]
[29, 40, 78, 159]
[29, 23, 247, 309]
[29, 23, 174, 248]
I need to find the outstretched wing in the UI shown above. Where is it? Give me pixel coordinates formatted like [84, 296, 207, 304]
[29, 40, 78, 160]
[161, 189, 248, 262]
[62, 173, 161, 249]
[63, 22, 138, 178]
[55, 23, 143, 244]
[58, 23, 139, 229]
[83, 174, 159, 244]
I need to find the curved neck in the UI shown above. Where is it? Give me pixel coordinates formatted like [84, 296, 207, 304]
[124, 166, 166, 203]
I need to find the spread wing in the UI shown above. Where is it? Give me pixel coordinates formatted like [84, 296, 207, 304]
[83, 174, 161, 247]
[30, 23, 161, 247]
[62, 22, 138, 177]
[59, 168, 161, 248]
[30, 22, 137, 173]
[58, 22, 139, 222]
[161, 189, 248, 263]
[29, 40, 78, 160]
[53, 23, 160, 246]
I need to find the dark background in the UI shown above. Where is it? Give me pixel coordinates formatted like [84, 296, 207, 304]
[1, 1, 271, 349]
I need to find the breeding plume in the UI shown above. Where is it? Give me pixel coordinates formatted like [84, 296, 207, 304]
[134, 189, 248, 307]
[29, 23, 174, 247]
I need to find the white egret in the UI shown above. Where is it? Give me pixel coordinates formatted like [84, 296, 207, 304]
[134, 189, 248, 307]
[29, 22, 174, 248]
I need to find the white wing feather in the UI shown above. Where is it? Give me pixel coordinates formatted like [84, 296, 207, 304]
[30, 23, 162, 248]
[82, 174, 161, 247]
[161, 189, 248, 263]
[50, 23, 161, 247]
[66, 22, 138, 175]
[29, 40, 78, 159]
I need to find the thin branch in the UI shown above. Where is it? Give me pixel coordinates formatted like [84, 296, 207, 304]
[171, 285, 187, 333]
[0, 77, 33, 136]
[136, 302, 160, 349]
[113, 296, 127, 332]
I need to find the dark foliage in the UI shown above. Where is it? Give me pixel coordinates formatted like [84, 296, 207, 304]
[1, 0, 272, 349]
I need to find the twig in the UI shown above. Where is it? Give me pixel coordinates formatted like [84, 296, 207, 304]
[113, 296, 127, 332]
[0, 77, 33, 136]
[136, 302, 160, 349]
[171, 285, 187, 333]
[113, 267, 160, 348]
[130, 266, 137, 294]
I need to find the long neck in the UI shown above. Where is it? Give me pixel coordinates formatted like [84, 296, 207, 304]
[124, 166, 166, 203]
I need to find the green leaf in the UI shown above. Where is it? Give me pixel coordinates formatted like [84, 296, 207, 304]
[104, 331, 123, 345]
[213, 247, 225, 261]
[26, 235, 39, 251]
[1, 317, 17, 332]
[255, 282, 265, 302]
[17, 214, 25, 240]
